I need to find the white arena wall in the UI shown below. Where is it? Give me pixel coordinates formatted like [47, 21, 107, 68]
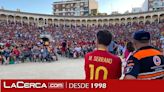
[0, 9, 164, 26]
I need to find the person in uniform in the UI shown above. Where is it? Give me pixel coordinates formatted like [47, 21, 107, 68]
[85, 30, 122, 80]
[124, 30, 164, 80]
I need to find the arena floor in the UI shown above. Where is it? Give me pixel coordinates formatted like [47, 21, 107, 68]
[0, 57, 85, 79]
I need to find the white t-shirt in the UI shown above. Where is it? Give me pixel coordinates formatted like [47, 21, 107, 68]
[75, 47, 81, 52]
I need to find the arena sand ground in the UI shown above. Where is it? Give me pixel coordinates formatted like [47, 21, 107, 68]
[0, 57, 124, 79]
[0, 57, 85, 79]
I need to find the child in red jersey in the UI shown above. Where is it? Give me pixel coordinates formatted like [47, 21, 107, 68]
[85, 30, 122, 80]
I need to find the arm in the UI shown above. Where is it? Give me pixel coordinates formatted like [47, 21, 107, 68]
[124, 75, 137, 80]
[117, 58, 122, 79]
[124, 56, 140, 80]
[113, 42, 117, 50]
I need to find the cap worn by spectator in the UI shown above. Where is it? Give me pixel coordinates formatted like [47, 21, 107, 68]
[133, 30, 150, 41]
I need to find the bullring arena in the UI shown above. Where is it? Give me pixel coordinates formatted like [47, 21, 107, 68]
[0, 9, 164, 26]
[0, 9, 164, 79]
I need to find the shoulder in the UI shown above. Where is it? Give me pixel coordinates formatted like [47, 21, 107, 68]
[109, 53, 121, 62]
[127, 54, 139, 63]
[115, 56, 121, 62]
[85, 51, 94, 58]
[133, 48, 161, 60]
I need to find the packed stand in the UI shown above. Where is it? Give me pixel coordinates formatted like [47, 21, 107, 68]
[0, 20, 164, 65]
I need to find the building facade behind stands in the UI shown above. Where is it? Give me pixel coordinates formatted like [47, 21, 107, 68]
[0, 9, 164, 27]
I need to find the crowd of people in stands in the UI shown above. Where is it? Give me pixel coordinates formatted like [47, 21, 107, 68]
[0, 19, 164, 65]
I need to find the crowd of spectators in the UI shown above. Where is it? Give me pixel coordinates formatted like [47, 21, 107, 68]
[0, 20, 164, 65]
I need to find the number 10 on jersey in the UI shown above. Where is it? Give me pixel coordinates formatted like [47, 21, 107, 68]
[89, 64, 108, 80]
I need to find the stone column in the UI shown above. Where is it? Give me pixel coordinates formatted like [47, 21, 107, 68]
[6, 15, 8, 24]
[52, 19, 54, 26]
[158, 15, 160, 23]
[75, 20, 77, 28]
[20, 17, 22, 24]
[14, 16, 16, 23]
[27, 17, 29, 25]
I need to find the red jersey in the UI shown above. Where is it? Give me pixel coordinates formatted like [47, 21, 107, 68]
[85, 50, 121, 80]
[13, 49, 20, 56]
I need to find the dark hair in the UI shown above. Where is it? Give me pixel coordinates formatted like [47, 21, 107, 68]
[127, 42, 135, 52]
[97, 30, 112, 46]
